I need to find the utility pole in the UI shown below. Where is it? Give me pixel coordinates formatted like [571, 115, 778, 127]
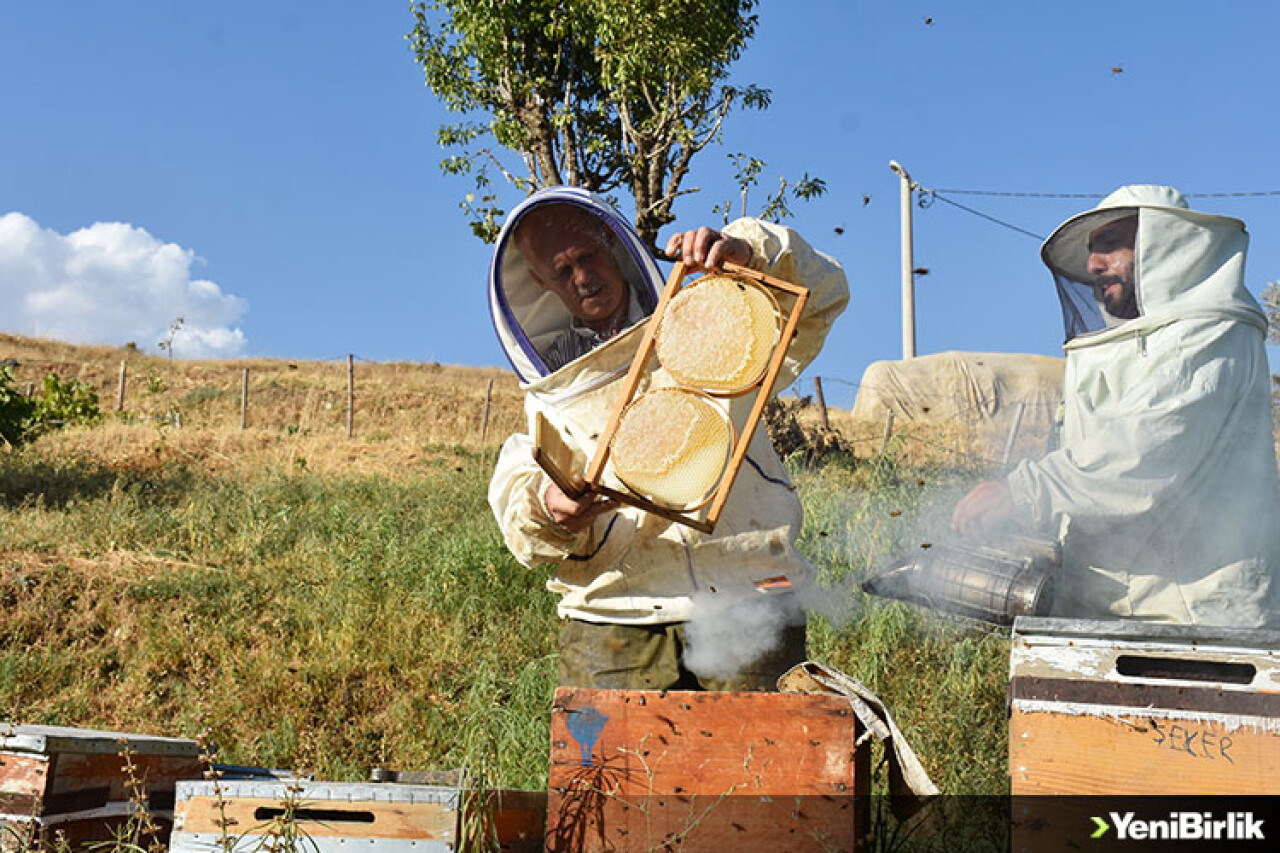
[889, 160, 918, 359]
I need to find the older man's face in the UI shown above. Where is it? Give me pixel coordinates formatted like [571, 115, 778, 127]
[1086, 216, 1139, 319]
[518, 206, 629, 335]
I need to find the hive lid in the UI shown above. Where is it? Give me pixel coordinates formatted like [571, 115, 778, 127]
[1012, 617, 1280, 650]
[0, 723, 201, 757]
[175, 778, 461, 805]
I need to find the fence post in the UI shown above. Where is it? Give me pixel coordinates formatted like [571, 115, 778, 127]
[813, 376, 830, 431]
[117, 361, 127, 411]
[1001, 402, 1027, 467]
[240, 368, 249, 429]
[879, 410, 895, 455]
[347, 355, 355, 439]
[480, 377, 494, 443]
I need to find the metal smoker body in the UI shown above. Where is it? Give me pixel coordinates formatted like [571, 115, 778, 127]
[862, 535, 1059, 626]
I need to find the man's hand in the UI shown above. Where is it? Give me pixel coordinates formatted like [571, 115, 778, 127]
[664, 227, 752, 273]
[543, 483, 619, 533]
[951, 479, 1016, 540]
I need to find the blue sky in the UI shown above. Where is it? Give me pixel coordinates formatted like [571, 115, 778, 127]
[3, 2, 1279, 407]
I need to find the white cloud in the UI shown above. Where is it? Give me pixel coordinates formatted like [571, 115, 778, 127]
[0, 212, 248, 358]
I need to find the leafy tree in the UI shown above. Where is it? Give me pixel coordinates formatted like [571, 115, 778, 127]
[409, 0, 815, 248]
[157, 315, 185, 361]
[1261, 280, 1280, 426]
[1262, 279, 1280, 344]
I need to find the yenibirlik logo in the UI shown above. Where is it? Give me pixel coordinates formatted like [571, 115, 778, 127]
[1091, 811, 1265, 842]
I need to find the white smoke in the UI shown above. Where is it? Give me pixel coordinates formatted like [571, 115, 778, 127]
[681, 581, 866, 682]
[679, 486, 982, 681]
[682, 591, 799, 681]
[0, 212, 248, 358]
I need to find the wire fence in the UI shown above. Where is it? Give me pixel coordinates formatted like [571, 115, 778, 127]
[25, 347, 1280, 480]
[4, 348, 1066, 472]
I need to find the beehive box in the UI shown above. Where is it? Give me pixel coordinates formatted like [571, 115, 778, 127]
[1009, 617, 1280, 794]
[546, 688, 868, 852]
[170, 778, 469, 853]
[367, 767, 545, 851]
[0, 724, 202, 850]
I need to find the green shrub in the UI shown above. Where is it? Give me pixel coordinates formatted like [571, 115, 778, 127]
[30, 372, 102, 435]
[0, 370, 103, 445]
[0, 367, 36, 447]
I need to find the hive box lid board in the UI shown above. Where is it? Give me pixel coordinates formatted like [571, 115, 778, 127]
[0, 724, 200, 758]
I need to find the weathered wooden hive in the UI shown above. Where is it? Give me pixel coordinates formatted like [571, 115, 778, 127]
[170, 776, 546, 853]
[546, 688, 870, 853]
[0, 724, 202, 850]
[171, 778, 461, 853]
[1009, 616, 1280, 794]
[1009, 617, 1280, 851]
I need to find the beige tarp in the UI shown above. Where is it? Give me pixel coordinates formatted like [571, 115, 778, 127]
[851, 351, 1064, 428]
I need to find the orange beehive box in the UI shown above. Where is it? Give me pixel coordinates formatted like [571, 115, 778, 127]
[1009, 617, 1280, 795]
[1009, 617, 1280, 851]
[546, 688, 869, 853]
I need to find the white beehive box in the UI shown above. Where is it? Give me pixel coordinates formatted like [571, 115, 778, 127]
[169, 778, 461, 853]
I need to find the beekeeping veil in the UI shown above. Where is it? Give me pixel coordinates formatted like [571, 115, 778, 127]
[1042, 184, 1265, 343]
[488, 187, 662, 385]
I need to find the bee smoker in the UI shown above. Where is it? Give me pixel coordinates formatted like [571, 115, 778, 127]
[861, 534, 1059, 626]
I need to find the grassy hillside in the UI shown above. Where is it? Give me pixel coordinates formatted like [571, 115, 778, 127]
[0, 334, 1011, 796]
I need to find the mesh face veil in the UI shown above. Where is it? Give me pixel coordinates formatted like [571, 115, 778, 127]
[1044, 207, 1142, 340]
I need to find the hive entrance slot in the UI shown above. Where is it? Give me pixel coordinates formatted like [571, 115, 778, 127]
[253, 806, 377, 824]
[1114, 655, 1256, 684]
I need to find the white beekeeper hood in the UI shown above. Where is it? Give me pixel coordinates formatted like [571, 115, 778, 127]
[1041, 184, 1265, 343]
[487, 186, 663, 384]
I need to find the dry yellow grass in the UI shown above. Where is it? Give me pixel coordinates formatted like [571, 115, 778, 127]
[1, 332, 529, 477]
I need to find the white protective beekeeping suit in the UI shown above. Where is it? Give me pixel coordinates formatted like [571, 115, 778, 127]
[1006, 185, 1280, 627]
[486, 187, 848, 626]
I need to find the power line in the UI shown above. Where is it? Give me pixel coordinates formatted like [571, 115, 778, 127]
[931, 188, 1280, 199]
[917, 184, 1280, 242]
[932, 188, 1102, 199]
[919, 190, 1045, 241]
[1185, 190, 1280, 198]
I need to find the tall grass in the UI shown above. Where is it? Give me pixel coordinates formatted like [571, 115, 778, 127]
[1, 409, 1010, 798]
[1, 444, 557, 787]
[795, 449, 1010, 794]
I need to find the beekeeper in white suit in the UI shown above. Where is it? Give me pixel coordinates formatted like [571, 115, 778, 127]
[487, 186, 848, 690]
[954, 185, 1280, 627]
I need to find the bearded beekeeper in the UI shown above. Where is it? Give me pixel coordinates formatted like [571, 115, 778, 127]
[953, 185, 1280, 628]
[487, 186, 848, 690]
